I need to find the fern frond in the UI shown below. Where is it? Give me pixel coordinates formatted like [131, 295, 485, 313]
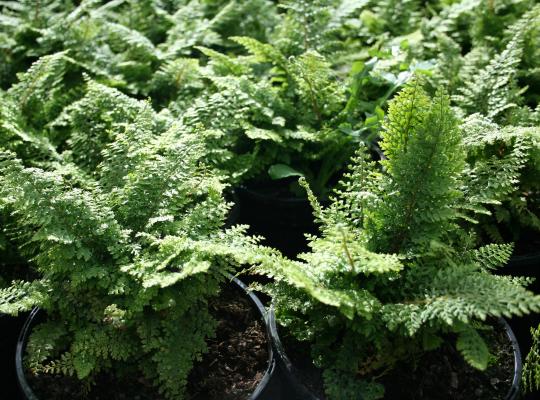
[57, 80, 155, 172]
[8, 51, 81, 129]
[455, 325, 490, 370]
[0, 280, 46, 314]
[453, 6, 539, 121]
[471, 243, 514, 270]
[370, 80, 463, 254]
[523, 324, 540, 393]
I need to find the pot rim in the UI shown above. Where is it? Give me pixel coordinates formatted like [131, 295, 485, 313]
[237, 184, 310, 205]
[15, 276, 276, 400]
[268, 307, 523, 400]
[507, 251, 540, 268]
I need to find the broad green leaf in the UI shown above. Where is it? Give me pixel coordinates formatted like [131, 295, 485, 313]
[268, 164, 305, 180]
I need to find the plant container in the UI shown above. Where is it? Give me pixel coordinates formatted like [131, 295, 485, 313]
[236, 182, 320, 258]
[268, 308, 524, 400]
[1, 313, 28, 399]
[15, 278, 284, 400]
[503, 229, 540, 400]
[236, 146, 384, 258]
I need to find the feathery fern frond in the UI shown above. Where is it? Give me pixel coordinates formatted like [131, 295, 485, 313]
[369, 80, 464, 254]
[56, 80, 160, 172]
[453, 6, 540, 122]
[523, 324, 540, 393]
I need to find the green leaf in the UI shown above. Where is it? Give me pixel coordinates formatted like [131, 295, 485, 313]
[245, 127, 283, 142]
[268, 164, 305, 180]
[456, 327, 490, 370]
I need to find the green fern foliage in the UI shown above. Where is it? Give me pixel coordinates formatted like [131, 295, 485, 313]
[369, 80, 464, 254]
[1, 1, 540, 399]
[0, 88, 271, 399]
[461, 113, 540, 241]
[523, 324, 540, 393]
[452, 5, 540, 123]
[254, 80, 540, 400]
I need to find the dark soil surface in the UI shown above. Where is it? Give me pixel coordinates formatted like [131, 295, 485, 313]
[381, 326, 515, 400]
[283, 322, 516, 400]
[26, 370, 160, 400]
[23, 285, 269, 400]
[187, 284, 269, 400]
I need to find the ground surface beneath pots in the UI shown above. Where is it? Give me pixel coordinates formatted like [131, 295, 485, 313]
[23, 284, 268, 400]
[283, 322, 516, 400]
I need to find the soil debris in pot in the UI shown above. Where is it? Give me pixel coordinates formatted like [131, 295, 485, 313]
[381, 324, 515, 400]
[187, 283, 269, 400]
[283, 321, 516, 400]
[24, 284, 268, 400]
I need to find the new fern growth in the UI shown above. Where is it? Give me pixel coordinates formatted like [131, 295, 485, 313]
[254, 79, 540, 400]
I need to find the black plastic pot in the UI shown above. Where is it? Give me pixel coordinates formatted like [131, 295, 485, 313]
[502, 229, 540, 285]
[236, 184, 319, 258]
[507, 251, 540, 269]
[235, 146, 384, 259]
[503, 236, 540, 400]
[0, 313, 28, 400]
[268, 308, 523, 400]
[15, 278, 283, 400]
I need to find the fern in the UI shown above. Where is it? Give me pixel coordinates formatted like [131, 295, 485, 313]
[523, 324, 540, 393]
[254, 80, 540, 400]
[0, 90, 59, 164]
[176, 33, 357, 197]
[461, 113, 540, 241]
[1, 2, 540, 399]
[0, 85, 272, 399]
[453, 6, 540, 122]
[369, 80, 464, 254]
[371, 0, 422, 37]
[55, 79, 164, 173]
[456, 324, 490, 370]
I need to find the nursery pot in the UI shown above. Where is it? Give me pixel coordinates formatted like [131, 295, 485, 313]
[503, 228, 540, 278]
[236, 146, 384, 258]
[0, 312, 28, 399]
[503, 230, 540, 383]
[15, 278, 283, 400]
[267, 308, 523, 400]
[236, 183, 319, 258]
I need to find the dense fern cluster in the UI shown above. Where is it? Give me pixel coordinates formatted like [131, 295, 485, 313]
[254, 81, 540, 399]
[0, 79, 275, 399]
[1, 0, 540, 399]
[0, 0, 427, 199]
